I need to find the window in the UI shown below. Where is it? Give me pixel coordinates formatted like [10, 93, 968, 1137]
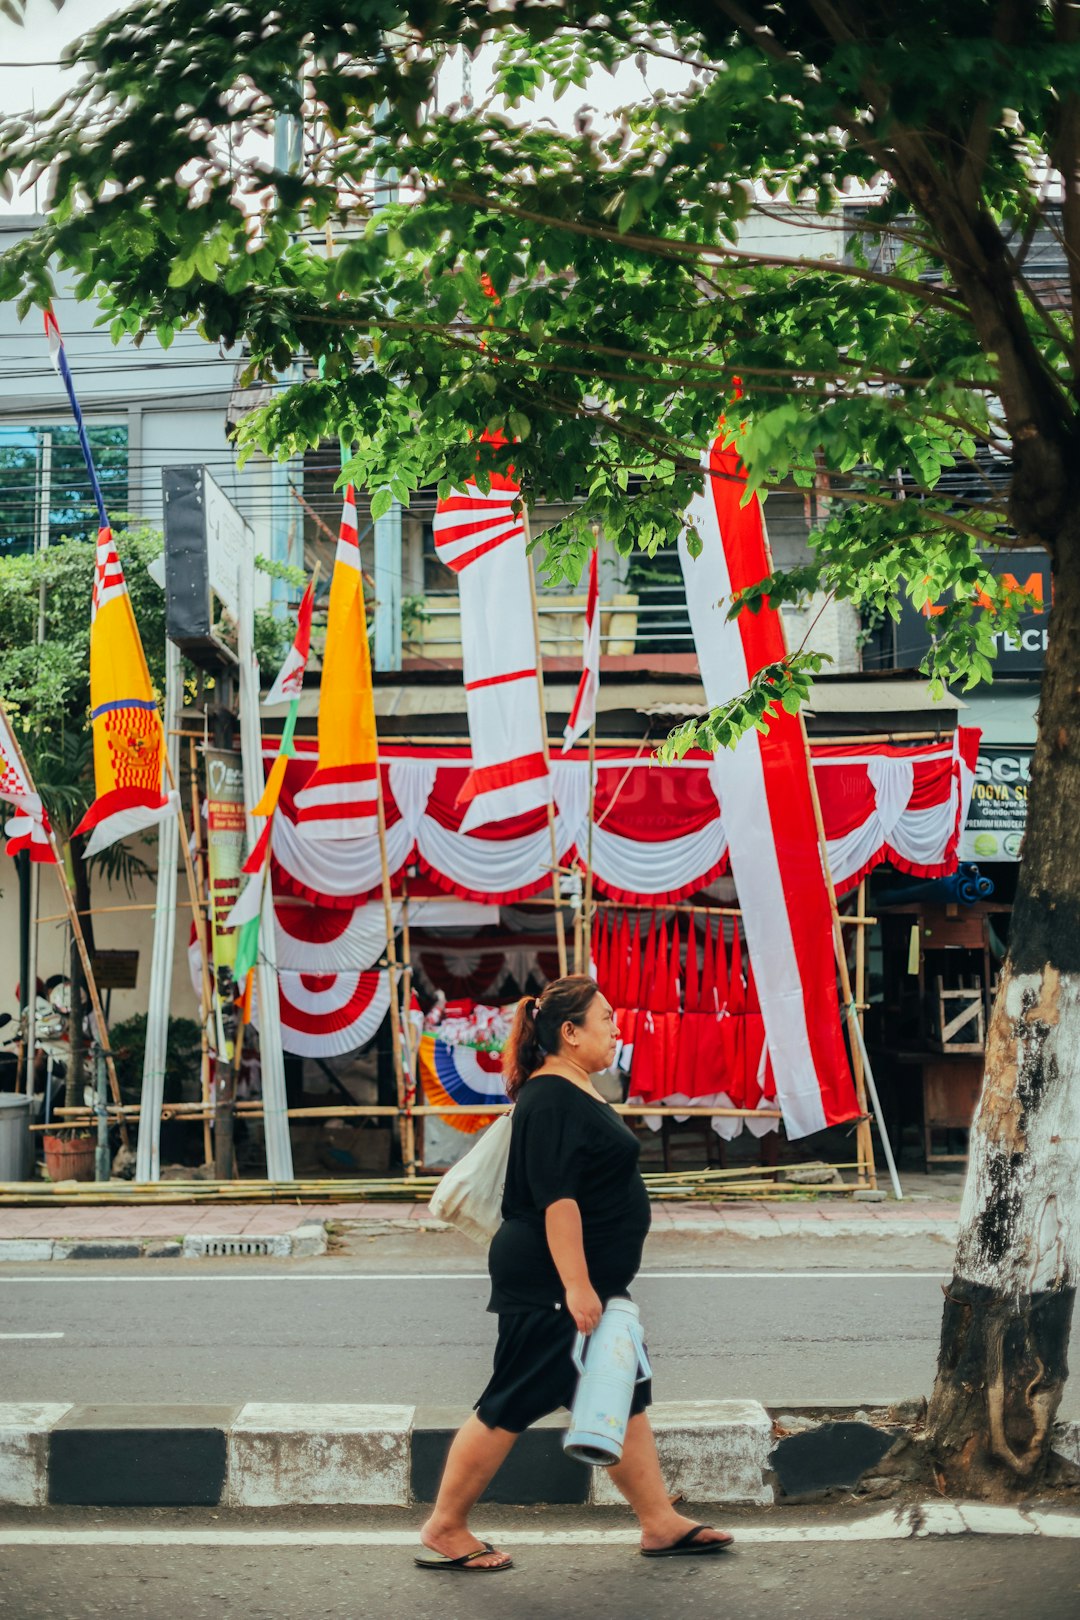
[0, 423, 128, 556]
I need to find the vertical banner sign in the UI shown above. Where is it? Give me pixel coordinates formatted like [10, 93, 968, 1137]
[205, 749, 246, 1036]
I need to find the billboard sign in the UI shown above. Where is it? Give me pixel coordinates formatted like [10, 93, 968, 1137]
[896, 549, 1050, 675]
[960, 746, 1030, 862]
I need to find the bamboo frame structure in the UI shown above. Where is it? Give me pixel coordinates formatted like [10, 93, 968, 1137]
[0, 700, 130, 1149]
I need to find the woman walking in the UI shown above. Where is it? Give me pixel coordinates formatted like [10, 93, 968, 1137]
[417, 974, 734, 1572]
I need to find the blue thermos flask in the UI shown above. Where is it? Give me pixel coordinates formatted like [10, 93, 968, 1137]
[563, 1298, 652, 1466]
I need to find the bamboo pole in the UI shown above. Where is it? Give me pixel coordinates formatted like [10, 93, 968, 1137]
[0, 699, 129, 1147]
[854, 879, 870, 1186]
[375, 774, 415, 1177]
[583, 723, 597, 974]
[523, 508, 569, 978]
[42, 1100, 786, 1123]
[399, 870, 422, 1168]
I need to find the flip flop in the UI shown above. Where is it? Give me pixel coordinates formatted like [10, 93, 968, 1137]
[641, 1524, 734, 1558]
[414, 1540, 514, 1573]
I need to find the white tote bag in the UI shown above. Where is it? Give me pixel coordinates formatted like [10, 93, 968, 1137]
[428, 1112, 513, 1246]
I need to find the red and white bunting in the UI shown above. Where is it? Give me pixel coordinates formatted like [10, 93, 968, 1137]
[0, 706, 56, 864]
[433, 470, 552, 831]
[678, 431, 859, 1140]
[562, 545, 600, 751]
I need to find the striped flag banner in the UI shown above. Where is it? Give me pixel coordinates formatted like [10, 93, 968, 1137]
[562, 544, 599, 751]
[263, 579, 314, 708]
[677, 430, 858, 1139]
[44, 311, 177, 856]
[294, 487, 379, 840]
[0, 702, 57, 865]
[433, 468, 552, 831]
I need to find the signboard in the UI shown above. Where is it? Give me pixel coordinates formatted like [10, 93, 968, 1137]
[162, 466, 253, 663]
[90, 950, 139, 990]
[960, 746, 1030, 862]
[205, 748, 246, 990]
[896, 549, 1051, 675]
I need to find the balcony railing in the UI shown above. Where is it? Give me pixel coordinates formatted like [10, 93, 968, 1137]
[405, 583, 696, 661]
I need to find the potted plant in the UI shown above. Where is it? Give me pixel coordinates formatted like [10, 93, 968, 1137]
[42, 1128, 97, 1182]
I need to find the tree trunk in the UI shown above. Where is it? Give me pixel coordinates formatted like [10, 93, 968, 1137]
[927, 516, 1080, 1496]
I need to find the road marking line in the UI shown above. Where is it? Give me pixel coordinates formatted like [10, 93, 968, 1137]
[0, 1331, 63, 1338]
[0, 1270, 951, 1285]
[0, 1507, 1077, 1545]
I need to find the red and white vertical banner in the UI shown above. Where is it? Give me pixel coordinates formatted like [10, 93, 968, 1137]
[433, 469, 552, 831]
[678, 432, 859, 1139]
[562, 544, 600, 752]
[0, 703, 56, 864]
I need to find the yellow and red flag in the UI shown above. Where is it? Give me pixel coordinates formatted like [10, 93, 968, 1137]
[293, 487, 380, 839]
[72, 527, 177, 857]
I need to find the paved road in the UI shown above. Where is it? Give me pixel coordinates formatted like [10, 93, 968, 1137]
[3, 1230, 1077, 1411]
[0, 1512, 1076, 1620]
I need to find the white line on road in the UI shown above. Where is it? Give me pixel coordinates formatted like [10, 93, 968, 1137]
[0, 1331, 63, 1338]
[0, 1506, 1076, 1544]
[0, 1270, 950, 1285]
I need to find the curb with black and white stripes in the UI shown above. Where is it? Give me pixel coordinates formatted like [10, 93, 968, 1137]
[2, 1401, 1078, 1514]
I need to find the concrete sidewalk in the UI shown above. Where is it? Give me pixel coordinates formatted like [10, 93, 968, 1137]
[0, 1194, 962, 1260]
[0, 1194, 963, 1260]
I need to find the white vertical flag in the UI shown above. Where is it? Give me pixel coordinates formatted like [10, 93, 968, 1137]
[562, 545, 600, 751]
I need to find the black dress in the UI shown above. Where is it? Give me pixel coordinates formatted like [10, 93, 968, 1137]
[474, 1074, 653, 1433]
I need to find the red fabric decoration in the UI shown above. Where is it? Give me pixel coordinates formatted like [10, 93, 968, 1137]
[640, 920, 657, 1010]
[683, 921, 699, 1013]
[625, 916, 642, 1008]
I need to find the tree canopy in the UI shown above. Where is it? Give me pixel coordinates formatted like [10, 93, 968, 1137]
[0, 2, 1077, 741]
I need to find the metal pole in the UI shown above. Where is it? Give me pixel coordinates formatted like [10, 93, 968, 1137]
[94, 1044, 109, 1182]
[237, 556, 293, 1180]
[136, 638, 181, 1181]
[584, 724, 597, 973]
[25, 433, 51, 1103]
[24, 862, 39, 1104]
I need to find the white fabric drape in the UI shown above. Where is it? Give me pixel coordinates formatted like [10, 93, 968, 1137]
[867, 756, 915, 840]
[274, 904, 401, 972]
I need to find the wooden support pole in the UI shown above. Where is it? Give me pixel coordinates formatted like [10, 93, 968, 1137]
[399, 869, 422, 1168]
[854, 879, 870, 1185]
[376, 773, 415, 1177]
[523, 508, 568, 977]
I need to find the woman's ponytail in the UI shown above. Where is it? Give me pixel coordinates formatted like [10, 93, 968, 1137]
[502, 975, 599, 1101]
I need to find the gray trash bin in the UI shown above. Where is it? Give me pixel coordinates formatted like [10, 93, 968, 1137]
[0, 1092, 32, 1181]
